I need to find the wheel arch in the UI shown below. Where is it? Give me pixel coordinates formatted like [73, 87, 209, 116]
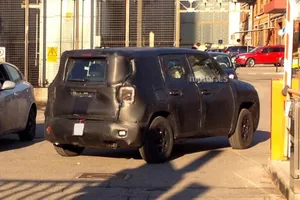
[238, 101, 259, 132]
[147, 111, 179, 140]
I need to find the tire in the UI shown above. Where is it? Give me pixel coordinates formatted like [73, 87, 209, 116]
[139, 116, 174, 164]
[280, 59, 284, 67]
[229, 109, 254, 149]
[246, 58, 255, 68]
[54, 144, 84, 157]
[18, 108, 36, 141]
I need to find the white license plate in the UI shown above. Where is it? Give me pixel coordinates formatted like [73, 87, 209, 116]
[73, 123, 85, 136]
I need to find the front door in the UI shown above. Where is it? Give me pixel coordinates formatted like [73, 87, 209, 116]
[160, 54, 202, 136]
[186, 53, 236, 135]
[0, 64, 19, 134]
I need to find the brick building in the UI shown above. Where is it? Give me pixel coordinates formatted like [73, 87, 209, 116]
[238, 0, 300, 48]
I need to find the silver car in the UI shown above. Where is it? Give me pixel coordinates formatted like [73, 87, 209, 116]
[0, 62, 36, 141]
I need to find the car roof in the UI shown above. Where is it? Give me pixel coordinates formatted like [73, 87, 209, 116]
[262, 45, 284, 48]
[207, 52, 229, 56]
[64, 47, 208, 58]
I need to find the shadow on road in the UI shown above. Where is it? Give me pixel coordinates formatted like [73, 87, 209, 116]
[82, 130, 270, 161]
[0, 150, 222, 200]
[0, 123, 44, 152]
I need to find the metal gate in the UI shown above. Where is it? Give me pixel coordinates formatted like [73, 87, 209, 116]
[41, 0, 177, 86]
[0, 0, 40, 87]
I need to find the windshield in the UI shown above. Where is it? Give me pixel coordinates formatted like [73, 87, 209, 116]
[65, 58, 107, 82]
[250, 46, 261, 53]
[212, 54, 233, 68]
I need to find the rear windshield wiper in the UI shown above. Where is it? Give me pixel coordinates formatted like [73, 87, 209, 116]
[67, 78, 87, 82]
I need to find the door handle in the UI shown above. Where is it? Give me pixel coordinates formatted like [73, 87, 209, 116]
[14, 92, 18, 96]
[200, 89, 212, 95]
[169, 89, 182, 96]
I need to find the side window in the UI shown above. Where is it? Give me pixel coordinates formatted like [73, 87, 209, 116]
[0, 65, 10, 85]
[187, 54, 222, 82]
[5, 65, 22, 83]
[280, 48, 285, 52]
[270, 47, 280, 52]
[162, 55, 187, 80]
[261, 48, 269, 53]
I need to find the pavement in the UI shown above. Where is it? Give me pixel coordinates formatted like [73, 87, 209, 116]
[0, 65, 289, 200]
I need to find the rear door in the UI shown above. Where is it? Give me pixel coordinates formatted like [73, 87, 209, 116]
[186, 53, 236, 135]
[160, 54, 202, 136]
[256, 47, 270, 64]
[4, 64, 27, 130]
[269, 47, 281, 63]
[52, 57, 120, 120]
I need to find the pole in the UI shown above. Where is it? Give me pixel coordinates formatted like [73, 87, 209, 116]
[24, 0, 29, 81]
[249, 5, 253, 46]
[125, 0, 130, 47]
[137, 0, 143, 47]
[90, 0, 94, 48]
[75, 0, 79, 49]
[175, 0, 180, 47]
[81, 0, 84, 49]
[283, 0, 297, 159]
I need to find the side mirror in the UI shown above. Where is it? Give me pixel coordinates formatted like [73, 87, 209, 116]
[1, 80, 16, 90]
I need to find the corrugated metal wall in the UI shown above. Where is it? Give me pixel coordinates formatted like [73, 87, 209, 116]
[180, 2, 229, 47]
[0, 0, 39, 86]
[97, 0, 175, 47]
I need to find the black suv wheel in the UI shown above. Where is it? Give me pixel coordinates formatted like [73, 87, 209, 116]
[229, 109, 254, 149]
[139, 116, 174, 163]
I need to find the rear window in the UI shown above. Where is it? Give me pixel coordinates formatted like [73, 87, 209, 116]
[65, 58, 107, 82]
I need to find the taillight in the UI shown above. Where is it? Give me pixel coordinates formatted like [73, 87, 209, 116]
[119, 86, 135, 105]
[225, 50, 229, 54]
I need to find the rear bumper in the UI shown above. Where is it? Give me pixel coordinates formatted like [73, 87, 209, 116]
[44, 117, 147, 149]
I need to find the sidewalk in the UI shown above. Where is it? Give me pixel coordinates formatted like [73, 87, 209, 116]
[269, 159, 300, 200]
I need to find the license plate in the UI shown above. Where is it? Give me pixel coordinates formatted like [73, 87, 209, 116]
[73, 123, 85, 136]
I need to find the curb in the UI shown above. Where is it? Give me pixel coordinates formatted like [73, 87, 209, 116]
[268, 160, 300, 200]
[245, 72, 284, 75]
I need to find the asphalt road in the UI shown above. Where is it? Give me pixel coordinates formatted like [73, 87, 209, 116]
[0, 66, 286, 200]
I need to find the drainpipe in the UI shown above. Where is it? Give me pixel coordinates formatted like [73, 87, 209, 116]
[248, 5, 253, 46]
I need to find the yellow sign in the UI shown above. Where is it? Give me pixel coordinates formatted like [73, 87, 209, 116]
[47, 47, 58, 62]
[66, 12, 73, 18]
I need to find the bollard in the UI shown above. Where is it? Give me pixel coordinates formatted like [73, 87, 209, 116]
[271, 78, 299, 160]
[149, 32, 154, 48]
[271, 79, 286, 160]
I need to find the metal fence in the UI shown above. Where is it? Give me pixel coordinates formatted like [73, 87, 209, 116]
[42, 0, 177, 86]
[0, 0, 40, 86]
[0, 0, 177, 87]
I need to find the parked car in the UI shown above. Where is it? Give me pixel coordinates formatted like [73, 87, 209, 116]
[234, 45, 285, 67]
[45, 48, 260, 163]
[205, 48, 224, 53]
[207, 52, 238, 79]
[224, 45, 255, 58]
[0, 62, 36, 141]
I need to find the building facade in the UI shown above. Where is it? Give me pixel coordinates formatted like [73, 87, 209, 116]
[180, 0, 242, 48]
[238, 0, 300, 48]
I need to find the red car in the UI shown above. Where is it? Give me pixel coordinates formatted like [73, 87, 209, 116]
[234, 45, 285, 67]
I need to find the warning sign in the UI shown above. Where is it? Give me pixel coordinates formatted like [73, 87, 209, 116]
[47, 47, 58, 62]
[0, 47, 6, 62]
